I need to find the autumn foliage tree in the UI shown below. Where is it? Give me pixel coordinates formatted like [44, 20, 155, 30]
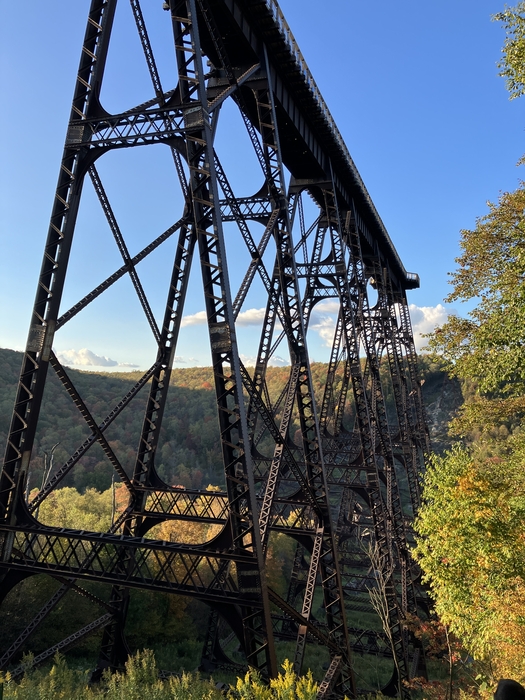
[414, 442, 525, 680]
[494, 1, 525, 99]
[415, 2, 525, 681]
[426, 181, 525, 437]
[417, 188, 525, 678]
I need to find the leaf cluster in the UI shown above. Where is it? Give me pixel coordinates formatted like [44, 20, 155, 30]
[494, 2, 525, 99]
[413, 438, 525, 679]
[229, 660, 318, 700]
[416, 40, 525, 674]
[0, 651, 326, 700]
[426, 182, 525, 434]
[1, 650, 224, 700]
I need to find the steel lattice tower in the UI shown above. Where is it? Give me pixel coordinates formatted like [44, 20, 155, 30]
[0, 1, 430, 696]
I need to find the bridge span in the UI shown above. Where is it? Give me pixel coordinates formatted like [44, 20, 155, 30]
[0, 1, 429, 696]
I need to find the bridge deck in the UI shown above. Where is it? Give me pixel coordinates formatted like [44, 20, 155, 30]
[202, 0, 419, 290]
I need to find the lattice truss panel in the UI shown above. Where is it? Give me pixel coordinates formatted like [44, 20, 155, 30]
[0, 0, 430, 697]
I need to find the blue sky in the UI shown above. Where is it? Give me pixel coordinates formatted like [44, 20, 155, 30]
[0, 0, 523, 370]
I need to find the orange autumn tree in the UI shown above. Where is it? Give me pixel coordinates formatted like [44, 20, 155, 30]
[416, 11, 525, 673]
[417, 183, 525, 677]
[413, 442, 525, 679]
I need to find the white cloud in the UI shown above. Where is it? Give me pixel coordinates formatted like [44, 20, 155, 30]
[181, 310, 207, 327]
[56, 348, 138, 368]
[408, 303, 450, 351]
[181, 308, 267, 328]
[269, 355, 289, 367]
[309, 302, 338, 347]
[237, 308, 266, 326]
[313, 300, 340, 315]
[309, 315, 336, 346]
[240, 353, 289, 367]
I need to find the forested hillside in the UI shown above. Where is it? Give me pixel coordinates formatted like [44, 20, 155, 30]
[0, 347, 459, 494]
[0, 346, 462, 690]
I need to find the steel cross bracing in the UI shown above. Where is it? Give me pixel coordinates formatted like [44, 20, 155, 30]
[0, 0, 429, 696]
